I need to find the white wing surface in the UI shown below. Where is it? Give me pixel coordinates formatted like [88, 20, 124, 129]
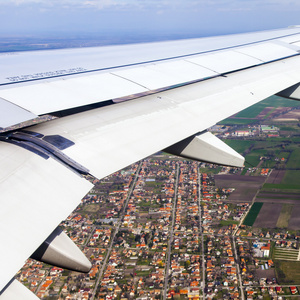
[1, 26, 300, 298]
[0, 142, 92, 294]
[29, 55, 300, 179]
[0, 26, 300, 126]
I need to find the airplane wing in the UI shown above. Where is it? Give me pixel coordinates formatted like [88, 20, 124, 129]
[1, 26, 300, 298]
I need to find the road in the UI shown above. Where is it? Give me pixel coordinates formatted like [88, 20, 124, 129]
[163, 163, 179, 300]
[232, 236, 245, 300]
[90, 161, 142, 300]
[230, 169, 273, 300]
[198, 168, 206, 299]
[84, 227, 96, 247]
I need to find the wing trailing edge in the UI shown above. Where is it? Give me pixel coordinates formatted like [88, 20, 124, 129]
[0, 97, 37, 128]
[0, 279, 39, 300]
[0, 142, 93, 292]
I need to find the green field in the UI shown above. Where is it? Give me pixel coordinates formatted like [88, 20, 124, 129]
[234, 105, 265, 118]
[241, 168, 248, 175]
[267, 137, 300, 143]
[280, 126, 299, 131]
[225, 139, 296, 164]
[135, 270, 152, 276]
[219, 220, 239, 226]
[199, 166, 222, 174]
[260, 160, 277, 169]
[286, 149, 300, 169]
[282, 170, 300, 187]
[279, 151, 290, 159]
[221, 95, 300, 121]
[232, 96, 300, 118]
[219, 95, 300, 126]
[274, 248, 299, 260]
[263, 107, 276, 119]
[244, 154, 261, 168]
[263, 183, 300, 191]
[219, 118, 257, 125]
[275, 261, 300, 284]
[81, 204, 100, 213]
[224, 140, 254, 154]
[258, 148, 300, 189]
[260, 95, 300, 108]
[243, 202, 264, 226]
[244, 148, 271, 167]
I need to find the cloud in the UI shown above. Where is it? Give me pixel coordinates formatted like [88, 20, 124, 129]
[2, 0, 300, 11]
[1, 0, 138, 8]
[83, 0, 114, 9]
[1, 0, 300, 36]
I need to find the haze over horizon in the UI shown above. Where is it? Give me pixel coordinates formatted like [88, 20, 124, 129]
[1, 0, 300, 40]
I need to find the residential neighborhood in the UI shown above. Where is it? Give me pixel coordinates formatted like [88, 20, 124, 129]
[17, 154, 300, 299]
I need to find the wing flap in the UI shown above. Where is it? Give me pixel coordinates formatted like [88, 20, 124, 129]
[186, 50, 262, 74]
[113, 60, 217, 90]
[0, 97, 37, 128]
[0, 73, 149, 115]
[0, 142, 92, 291]
[0, 279, 39, 300]
[235, 42, 299, 61]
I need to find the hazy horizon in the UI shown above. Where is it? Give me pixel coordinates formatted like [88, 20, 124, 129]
[1, 1, 299, 39]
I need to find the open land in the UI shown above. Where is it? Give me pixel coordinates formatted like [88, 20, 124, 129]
[215, 175, 265, 202]
[276, 204, 294, 228]
[255, 268, 276, 281]
[253, 203, 282, 228]
[266, 170, 286, 184]
[275, 261, 300, 285]
[288, 205, 300, 230]
[274, 248, 299, 261]
[257, 192, 300, 200]
[274, 108, 300, 121]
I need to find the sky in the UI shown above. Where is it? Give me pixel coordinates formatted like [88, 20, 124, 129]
[1, 0, 300, 40]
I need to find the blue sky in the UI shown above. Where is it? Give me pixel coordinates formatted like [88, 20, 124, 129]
[1, 0, 300, 39]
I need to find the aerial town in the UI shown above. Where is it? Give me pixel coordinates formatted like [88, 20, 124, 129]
[18, 96, 300, 299]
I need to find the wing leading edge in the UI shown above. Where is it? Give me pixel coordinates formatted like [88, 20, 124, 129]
[1, 26, 300, 128]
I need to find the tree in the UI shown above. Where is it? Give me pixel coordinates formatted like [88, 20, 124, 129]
[185, 260, 191, 269]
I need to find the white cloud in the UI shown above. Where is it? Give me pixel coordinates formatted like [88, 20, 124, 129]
[83, 0, 114, 9]
[2, 0, 300, 12]
[1, 0, 138, 7]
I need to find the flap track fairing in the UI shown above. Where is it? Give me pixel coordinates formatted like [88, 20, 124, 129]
[164, 131, 245, 168]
